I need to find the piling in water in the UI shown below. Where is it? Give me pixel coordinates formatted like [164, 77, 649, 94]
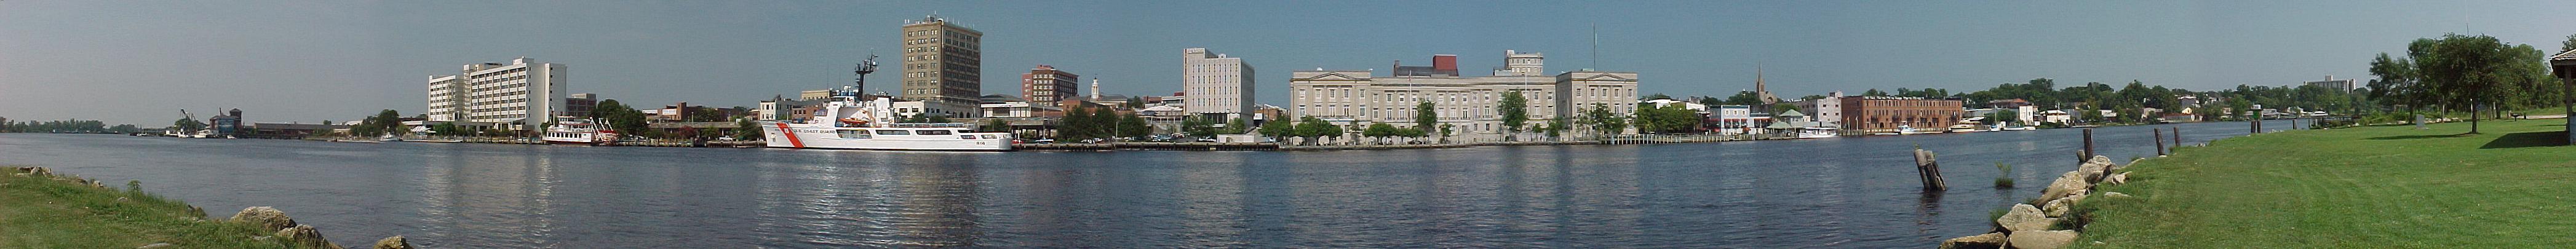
[2081, 128, 2096, 163]
[2154, 128, 2166, 156]
[1913, 148, 1947, 191]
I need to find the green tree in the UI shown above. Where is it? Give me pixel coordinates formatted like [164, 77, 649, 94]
[1633, 102, 1701, 134]
[1223, 117, 1248, 135]
[1437, 124, 1455, 144]
[1414, 101, 1437, 132]
[1116, 113, 1151, 140]
[737, 119, 764, 140]
[2562, 33, 2576, 54]
[2407, 34, 2554, 133]
[1579, 103, 1629, 136]
[1182, 116, 1217, 140]
[1294, 116, 1337, 145]
[1498, 90, 1529, 141]
[1364, 123, 1396, 144]
[1258, 116, 1293, 140]
[1543, 119, 1567, 141]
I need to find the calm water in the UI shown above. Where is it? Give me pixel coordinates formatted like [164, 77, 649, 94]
[0, 121, 2297, 248]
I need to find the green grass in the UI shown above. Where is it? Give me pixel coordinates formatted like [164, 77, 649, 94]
[0, 167, 292, 248]
[2073, 119, 2576, 248]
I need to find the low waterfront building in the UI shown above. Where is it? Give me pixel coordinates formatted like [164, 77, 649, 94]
[1712, 105, 1768, 135]
[1288, 50, 1639, 141]
[1839, 96, 1963, 133]
[979, 101, 1062, 118]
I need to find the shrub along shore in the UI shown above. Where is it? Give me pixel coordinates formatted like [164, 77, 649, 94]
[1950, 119, 2576, 248]
[1, 166, 413, 248]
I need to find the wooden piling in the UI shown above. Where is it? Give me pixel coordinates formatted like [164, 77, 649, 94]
[1913, 148, 1947, 191]
[2172, 127, 2182, 147]
[2153, 128, 2166, 156]
[2081, 128, 2096, 160]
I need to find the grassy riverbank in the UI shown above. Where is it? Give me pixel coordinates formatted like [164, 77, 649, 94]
[2076, 119, 2576, 248]
[0, 167, 288, 248]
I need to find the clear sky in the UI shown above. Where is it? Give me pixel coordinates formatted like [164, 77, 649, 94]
[6, 1, 2575, 125]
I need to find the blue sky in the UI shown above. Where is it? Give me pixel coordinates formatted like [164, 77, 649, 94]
[6, 1, 2575, 125]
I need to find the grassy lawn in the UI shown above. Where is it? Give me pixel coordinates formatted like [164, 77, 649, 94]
[2075, 119, 2576, 248]
[0, 167, 290, 248]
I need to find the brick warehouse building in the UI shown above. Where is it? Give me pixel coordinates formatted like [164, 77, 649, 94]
[1839, 96, 1964, 133]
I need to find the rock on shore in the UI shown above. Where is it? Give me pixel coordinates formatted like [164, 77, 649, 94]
[374, 235, 415, 249]
[228, 207, 298, 231]
[1947, 156, 2134, 248]
[275, 225, 342, 249]
[1938, 232, 2006, 249]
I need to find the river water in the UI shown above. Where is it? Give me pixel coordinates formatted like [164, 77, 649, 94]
[0, 121, 2297, 248]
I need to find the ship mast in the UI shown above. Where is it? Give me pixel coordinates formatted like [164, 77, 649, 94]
[850, 54, 879, 100]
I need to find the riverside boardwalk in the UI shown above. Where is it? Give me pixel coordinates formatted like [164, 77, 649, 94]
[2069, 119, 2576, 248]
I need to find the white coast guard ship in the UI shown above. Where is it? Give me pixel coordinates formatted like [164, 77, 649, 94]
[758, 86, 1011, 151]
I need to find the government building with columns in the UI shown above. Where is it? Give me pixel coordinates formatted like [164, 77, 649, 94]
[1289, 50, 1639, 141]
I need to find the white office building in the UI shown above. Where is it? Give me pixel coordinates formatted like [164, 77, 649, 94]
[427, 57, 566, 130]
[1290, 50, 1640, 141]
[1183, 47, 1255, 119]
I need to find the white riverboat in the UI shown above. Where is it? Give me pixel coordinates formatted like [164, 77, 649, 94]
[541, 118, 619, 146]
[758, 86, 1012, 151]
[1795, 127, 1840, 139]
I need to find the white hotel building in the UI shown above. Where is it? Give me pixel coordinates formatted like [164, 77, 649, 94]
[1289, 50, 1639, 141]
[1183, 47, 1256, 119]
[427, 57, 567, 129]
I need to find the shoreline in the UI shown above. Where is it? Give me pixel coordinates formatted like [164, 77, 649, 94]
[1, 166, 413, 248]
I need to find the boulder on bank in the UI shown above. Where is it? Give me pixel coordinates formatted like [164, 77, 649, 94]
[274, 225, 343, 249]
[1995, 204, 2056, 232]
[1938, 232, 2007, 249]
[2006, 230, 2079, 249]
[373, 235, 415, 249]
[2103, 172, 2130, 185]
[2077, 156, 2114, 182]
[2041, 198, 2072, 218]
[2040, 172, 2091, 202]
[229, 207, 298, 231]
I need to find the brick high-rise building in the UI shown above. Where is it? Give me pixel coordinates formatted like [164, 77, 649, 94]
[1020, 65, 1079, 105]
[900, 14, 983, 117]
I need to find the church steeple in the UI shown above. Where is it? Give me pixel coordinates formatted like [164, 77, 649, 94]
[1755, 65, 1779, 105]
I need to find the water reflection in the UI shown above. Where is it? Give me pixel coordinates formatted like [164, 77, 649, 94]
[415, 144, 560, 247]
[0, 121, 2287, 248]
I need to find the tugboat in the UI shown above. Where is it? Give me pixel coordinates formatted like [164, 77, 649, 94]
[757, 55, 1011, 151]
[541, 117, 619, 146]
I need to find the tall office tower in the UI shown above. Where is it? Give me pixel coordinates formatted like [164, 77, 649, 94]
[900, 14, 984, 117]
[1182, 47, 1255, 119]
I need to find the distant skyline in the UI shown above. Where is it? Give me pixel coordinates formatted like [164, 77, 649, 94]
[7, 1, 2576, 125]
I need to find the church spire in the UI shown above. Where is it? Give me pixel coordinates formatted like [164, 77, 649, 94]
[1755, 64, 1779, 105]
